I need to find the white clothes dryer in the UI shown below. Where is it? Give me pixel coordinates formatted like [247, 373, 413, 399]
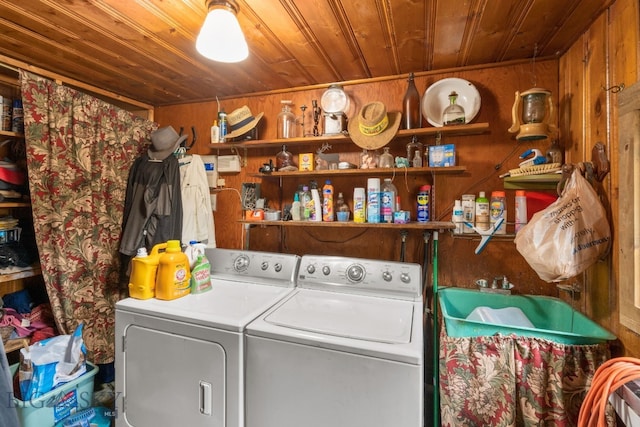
[115, 248, 299, 427]
[245, 254, 424, 427]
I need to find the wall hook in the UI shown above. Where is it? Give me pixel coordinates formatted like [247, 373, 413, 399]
[602, 83, 624, 93]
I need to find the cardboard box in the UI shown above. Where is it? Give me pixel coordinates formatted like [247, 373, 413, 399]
[299, 153, 314, 171]
[428, 144, 456, 167]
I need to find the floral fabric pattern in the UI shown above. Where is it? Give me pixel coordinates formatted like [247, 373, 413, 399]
[439, 327, 612, 426]
[20, 71, 155, 364]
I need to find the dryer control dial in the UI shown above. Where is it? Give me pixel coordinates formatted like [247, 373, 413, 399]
[261, 261, 269, 271]
[322, 265, 331, 276]
[400, 272, 411, 284]
[306, 264, 316, 274]
[346, 264, 365, 283]
[382, 271, 392, 282]
[233, 255, 250, 272]
[274, 263, 282, 272]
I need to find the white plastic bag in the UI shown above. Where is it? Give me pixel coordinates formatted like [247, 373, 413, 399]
[19, 323, 86, 400]
[514, 169, 611, 282]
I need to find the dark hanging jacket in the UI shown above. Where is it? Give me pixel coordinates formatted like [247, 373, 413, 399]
[119, 152, 182, 257]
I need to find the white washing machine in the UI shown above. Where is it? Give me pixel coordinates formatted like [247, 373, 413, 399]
[115, 248, 300, 427]
[245, 254, 424, 427]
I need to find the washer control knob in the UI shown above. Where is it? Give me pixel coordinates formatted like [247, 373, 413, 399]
[261, 261, 269, 271]
[346, 264, 365, 283]
[322, 265, 331, 276]
[306, 264, 316, 274]
[382, 271, 392, 282]
[274, 263, 282, 272]
[400, 272, 411, 284]
[233, 255, 250, 272]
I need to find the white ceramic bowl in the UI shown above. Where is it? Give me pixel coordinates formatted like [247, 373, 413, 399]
[422, 77, 481, 127]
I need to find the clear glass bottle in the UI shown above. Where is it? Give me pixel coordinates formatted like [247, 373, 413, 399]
[442, 91, 465, 126]
[336, 191, 350, 221]
[402, 72, 421, 129]
[546, 139, 563, 164]
[379, 147, 394, 168]
[406, 135, 423, 167]
[276, 144, 294, 170]
[277, 101, 296, 138]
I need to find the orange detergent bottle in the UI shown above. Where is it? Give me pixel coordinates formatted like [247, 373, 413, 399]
[155, 240, 191, 300]
[128, 243, 166, 300]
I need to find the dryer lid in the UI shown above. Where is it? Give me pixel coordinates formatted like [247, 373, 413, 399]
[264, 290, 415, 344]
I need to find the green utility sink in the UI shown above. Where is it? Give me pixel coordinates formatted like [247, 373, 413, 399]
[438, 287, 616, 345]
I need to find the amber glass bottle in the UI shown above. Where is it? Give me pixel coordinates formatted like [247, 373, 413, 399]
[402, 72, 421, 129]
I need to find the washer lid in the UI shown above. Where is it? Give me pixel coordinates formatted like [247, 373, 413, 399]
[264, 290, 414, 344]
[116, 280, 293, 332]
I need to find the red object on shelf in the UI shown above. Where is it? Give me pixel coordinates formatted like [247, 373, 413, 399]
[526, 191, 558, 221]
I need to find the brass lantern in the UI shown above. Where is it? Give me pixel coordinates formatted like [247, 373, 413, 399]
[508, 88, 557, 141]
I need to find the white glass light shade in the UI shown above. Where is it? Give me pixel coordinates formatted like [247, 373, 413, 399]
[196, 4, 248, 63]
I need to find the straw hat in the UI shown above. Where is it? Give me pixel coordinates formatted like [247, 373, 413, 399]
[148, 126, 187, 160]
[224, 106, 264, 140]
[348, 102, 401, 150]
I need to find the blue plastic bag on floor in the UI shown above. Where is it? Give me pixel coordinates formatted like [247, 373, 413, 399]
[19, 323, 86, 400]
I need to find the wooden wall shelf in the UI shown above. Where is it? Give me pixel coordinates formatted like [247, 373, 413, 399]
[250, 166, 466, 179]
[209, 122, 490, 150]
[240, 220, 455, 230]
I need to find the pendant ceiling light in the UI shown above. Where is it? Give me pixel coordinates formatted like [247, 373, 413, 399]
[196, 0, 248, 63]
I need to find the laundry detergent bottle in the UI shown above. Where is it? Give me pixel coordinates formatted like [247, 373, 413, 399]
[128, 243, 166, 300]
[155, 240, 191, 300]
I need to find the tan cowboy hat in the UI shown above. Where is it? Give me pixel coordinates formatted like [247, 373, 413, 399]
[148, 126, 187, 160]
[348, 102, 401, 150]
[224, 105, 264, 140]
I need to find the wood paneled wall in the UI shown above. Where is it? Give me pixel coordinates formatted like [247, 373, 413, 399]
[155, 0, 640, 357]
[156, 59, 559, 295]
[558, 0, 640, 357]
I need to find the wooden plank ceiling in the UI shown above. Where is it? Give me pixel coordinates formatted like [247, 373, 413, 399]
[0, 0, 614, 107]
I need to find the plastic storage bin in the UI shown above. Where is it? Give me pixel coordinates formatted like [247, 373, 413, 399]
[9, 362, 97, 427]
[438, 287, 616, 344]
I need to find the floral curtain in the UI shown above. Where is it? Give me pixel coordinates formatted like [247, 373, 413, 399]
[439, 327, 613, 426]
[20, 70, 156, 364]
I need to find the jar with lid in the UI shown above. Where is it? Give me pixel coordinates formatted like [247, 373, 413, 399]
[406, 135, 423, 167]
[277, 101, 296, 139]
[379, 147, 394, 168]
[442, 91, 465, 126]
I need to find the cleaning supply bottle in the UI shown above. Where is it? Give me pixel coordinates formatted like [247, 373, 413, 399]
[490, 191, 507, 234]
[311, 186, 322, 222]
[190, 253, 212, 294]
[291, 192, 302, 221]
[452, 200, 464, 234]
[367, 178, 381, 223]
[184, 240, 207, 269]
[155, 240, 191, 300]
[475, 191, 490, 231]
[301, 185, 313, 220]
[128, 243, 166, 300]
[210, 120, 219, 144]
[381, 178, 397, 223]
[353, 187, 366, 223]
[514, 190, 528, 232]
[417, 185, 431, 222]
[322, 180, 334, 221]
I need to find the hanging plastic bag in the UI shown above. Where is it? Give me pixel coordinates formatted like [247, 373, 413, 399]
[514, 169, 611, 282]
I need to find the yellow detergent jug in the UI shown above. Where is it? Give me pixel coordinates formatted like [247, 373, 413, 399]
[128, 243, 166, 300]
[155, 240, 191, 300]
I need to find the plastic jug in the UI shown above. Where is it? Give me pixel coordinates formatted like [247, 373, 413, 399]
[128, 243, 166, 300]
[155, 240, 191, 300]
